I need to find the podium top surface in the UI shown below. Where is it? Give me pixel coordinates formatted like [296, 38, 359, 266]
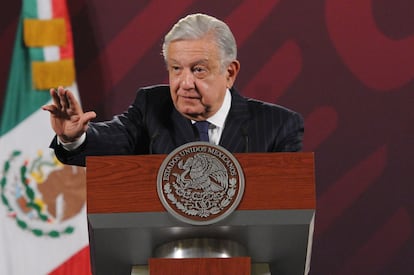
[86, 152, 315, 214]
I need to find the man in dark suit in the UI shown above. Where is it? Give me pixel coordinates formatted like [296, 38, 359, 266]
[43, 13, 304, 167]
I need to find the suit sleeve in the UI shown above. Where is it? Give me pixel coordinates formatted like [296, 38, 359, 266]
[273, 111, 304, 152]
[49, 88, 150, 166]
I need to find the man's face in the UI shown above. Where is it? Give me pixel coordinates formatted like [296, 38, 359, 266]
[167, 36, 239, 121]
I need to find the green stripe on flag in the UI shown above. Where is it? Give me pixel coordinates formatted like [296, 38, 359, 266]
[23, 0, 38, 19]
[24, 0, 46, 63]
[0, 15, 50, 136]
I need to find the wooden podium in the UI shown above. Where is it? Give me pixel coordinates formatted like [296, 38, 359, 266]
[86, 152, 315, 275]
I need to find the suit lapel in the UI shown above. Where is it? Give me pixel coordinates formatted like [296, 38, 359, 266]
[219, 89, 250, 152]
[171, 108, 196, 146]
[160, 89, 251, 153]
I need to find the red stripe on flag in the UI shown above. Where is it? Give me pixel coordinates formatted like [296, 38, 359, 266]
[52, 0, 74, 59]
[48, 245, 92, 275]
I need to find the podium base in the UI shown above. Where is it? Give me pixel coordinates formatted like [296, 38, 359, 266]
[153, 238, 247, 258]
[131, 262, 271, 275]
[147, 238, 251, 275]
[149, 257, 250, 275]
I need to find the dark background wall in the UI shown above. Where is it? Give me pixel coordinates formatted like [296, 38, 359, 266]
[1, 1, 413, 274]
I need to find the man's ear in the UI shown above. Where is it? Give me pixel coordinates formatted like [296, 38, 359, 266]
[226, 60, 240, 88]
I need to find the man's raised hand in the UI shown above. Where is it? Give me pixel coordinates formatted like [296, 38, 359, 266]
[42, 86, 96, 142]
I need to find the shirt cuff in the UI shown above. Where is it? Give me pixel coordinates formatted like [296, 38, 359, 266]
[58, 133, 86, 151]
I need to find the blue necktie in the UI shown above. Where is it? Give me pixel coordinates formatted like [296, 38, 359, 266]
[195, 121, 210, 142]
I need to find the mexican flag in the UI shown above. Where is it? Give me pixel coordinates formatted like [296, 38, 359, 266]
[0, 0, 91, 274]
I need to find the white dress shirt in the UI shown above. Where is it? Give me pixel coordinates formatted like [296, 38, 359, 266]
[192, 88, 231, 145]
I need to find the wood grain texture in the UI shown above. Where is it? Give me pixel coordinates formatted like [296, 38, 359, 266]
[86, 152, 315, 214]
[148, 257, 251, 275]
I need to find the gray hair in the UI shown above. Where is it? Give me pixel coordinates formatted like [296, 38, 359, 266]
[162, 13, 237, 69]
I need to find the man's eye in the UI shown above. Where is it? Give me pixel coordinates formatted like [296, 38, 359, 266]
[170, 66, 181, 73]
[193, 66, 207, 76]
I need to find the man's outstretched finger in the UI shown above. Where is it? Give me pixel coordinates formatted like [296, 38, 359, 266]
[41, 104, 58, 115]
[58, 87, 70, 110]
[64, 89, 81, 113]
[81, 111, 97, 126]
[50, 88, 62, 110]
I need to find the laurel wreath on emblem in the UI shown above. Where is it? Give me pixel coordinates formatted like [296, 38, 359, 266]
[0, 150, 75, 238]
[163, 154, 238, 218]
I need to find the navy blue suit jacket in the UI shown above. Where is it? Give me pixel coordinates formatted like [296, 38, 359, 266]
[51, 85, 304, 166]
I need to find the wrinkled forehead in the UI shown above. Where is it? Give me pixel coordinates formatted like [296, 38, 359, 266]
[166, 38, 222, 64]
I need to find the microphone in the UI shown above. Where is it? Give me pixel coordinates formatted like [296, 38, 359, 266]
[241, 126, 249, 153]
[149, 131, 159, 154]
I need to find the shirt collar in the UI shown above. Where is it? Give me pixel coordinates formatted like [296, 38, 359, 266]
[206, 88, 231, 128]
[191, 89, 231, 128]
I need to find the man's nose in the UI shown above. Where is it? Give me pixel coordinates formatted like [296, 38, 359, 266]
[180, 69, 195, 88]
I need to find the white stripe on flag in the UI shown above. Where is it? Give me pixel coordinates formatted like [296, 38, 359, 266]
[44, 46, 60, 61]
[37, 0, 52, 19]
